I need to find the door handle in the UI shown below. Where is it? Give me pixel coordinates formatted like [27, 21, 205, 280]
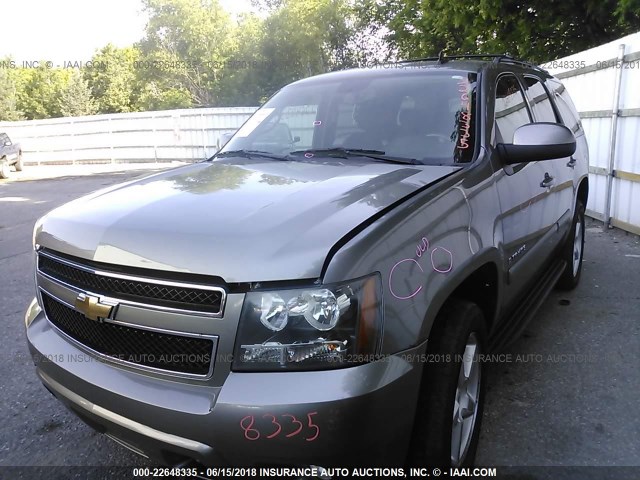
[540, 173, 555, 188]
[566, 157, 576, 169]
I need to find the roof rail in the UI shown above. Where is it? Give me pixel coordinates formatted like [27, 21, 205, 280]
[495, 57, 548, 73]
[397, 53, 548, 73]
[398, 54, 511, 64]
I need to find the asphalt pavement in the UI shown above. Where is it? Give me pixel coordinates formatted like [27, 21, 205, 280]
[0, 166, 638, 475]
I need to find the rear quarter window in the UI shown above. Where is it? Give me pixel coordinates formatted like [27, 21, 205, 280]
[546, 78, 582, 133]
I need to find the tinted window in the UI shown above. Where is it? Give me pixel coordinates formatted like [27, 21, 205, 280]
[546, 78, 581, 133]
[223, 71, 478, 164]
[523, 76, 558, 123]
[494, 74, 531, 143]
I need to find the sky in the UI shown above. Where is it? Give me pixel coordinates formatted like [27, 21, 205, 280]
[0, 0, 254, 64]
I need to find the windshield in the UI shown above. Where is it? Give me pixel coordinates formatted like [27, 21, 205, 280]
[220, 70, 477, 164]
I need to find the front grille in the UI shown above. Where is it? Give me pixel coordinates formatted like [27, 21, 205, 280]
[42, 293, 214, 375]
[38, 253, 224, 315]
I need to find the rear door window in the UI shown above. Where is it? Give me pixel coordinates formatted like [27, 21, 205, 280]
[523, 76, 559, 123]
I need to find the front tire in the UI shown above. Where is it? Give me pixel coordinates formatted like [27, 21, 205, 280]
[15, 153, 24, 171]
[408, 300, 487, 467]
[556, 199, 585, 290]
[0, 158, 10, 179]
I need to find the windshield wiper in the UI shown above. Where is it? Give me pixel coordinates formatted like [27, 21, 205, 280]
[289, 148, 419, 165]
[214, 149, 291, 161]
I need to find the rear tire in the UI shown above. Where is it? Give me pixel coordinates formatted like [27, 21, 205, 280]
[408, 300, 487, 467]
[0, 158, 10, 179]
[556, 199, 585, 290]
[15, 153, 24, 171]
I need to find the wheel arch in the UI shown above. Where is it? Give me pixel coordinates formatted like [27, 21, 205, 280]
[576, 175, 589, 208]
[419, 249, 502, 343]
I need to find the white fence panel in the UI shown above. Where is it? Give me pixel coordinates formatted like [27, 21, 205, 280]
[0, 107, 257, 165]
[546, 31, 640, 236]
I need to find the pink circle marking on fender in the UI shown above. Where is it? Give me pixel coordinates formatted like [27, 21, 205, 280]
[431, 246, 453, 273]
[389, 258, 424, 300]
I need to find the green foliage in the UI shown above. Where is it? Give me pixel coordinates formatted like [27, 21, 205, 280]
[84, 44, 140, 114]
[219, 0, 362, 105]
[0, 60, 23, 121]
[3, 0, 364, 119]
[358, 0, 640, 63]
[15, 64, 70, 119]
[134, 82, 193, 110]
[135, 0, 363, 107]
[216, 13, 270, 105]
[60, 71, 97, 117]
[138, 0, 233, 106]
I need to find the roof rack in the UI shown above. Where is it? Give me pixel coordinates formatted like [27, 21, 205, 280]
[494, 56, 548, 72]
[397, 53, 548, 73]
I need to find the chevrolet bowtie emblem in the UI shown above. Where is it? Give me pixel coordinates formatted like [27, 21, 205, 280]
[74, 293, 114, 322]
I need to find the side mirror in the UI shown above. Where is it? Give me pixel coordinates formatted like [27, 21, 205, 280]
[3, 141, 11, 147]
[217, 131, 235, 152]
[497, 123, 576, 164]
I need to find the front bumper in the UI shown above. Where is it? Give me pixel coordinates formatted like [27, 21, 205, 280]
[25, 298, 425, 466]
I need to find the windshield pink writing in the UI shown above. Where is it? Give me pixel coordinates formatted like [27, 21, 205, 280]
[389, 236, 453, 300]
[457, 79, 472, 149]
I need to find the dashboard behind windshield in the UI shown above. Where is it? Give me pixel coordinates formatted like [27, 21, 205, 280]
[221, 70, 478, 164]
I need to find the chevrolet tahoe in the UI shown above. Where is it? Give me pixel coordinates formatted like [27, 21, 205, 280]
[25, 55, 589, 468]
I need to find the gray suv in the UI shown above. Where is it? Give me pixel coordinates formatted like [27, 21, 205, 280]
[26, 55, 588, 468]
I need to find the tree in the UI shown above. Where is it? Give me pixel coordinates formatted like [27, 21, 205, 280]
[15, 64, 69, 119]
[216, 13, 274, 105]
[84, 44, 139, 113]
[359, 0, 640, 63]
[0, 60, 23, 121]
[139, 0, 233, 106]
[60, 70, 97, 117]
[3, 1, 373, 117]
[134, 81, 193, 111]
[225, 0, 362, 105]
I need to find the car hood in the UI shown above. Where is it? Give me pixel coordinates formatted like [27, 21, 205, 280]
[37, 159, 460, 282]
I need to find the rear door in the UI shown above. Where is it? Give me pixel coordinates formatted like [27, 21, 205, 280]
[546, 77, 589, 227]
[522, 75, 574, 235]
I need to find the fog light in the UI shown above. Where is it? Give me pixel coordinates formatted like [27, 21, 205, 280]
[241, 339, 347, 366]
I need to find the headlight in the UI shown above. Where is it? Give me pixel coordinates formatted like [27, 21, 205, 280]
[233, 274, 383, 371]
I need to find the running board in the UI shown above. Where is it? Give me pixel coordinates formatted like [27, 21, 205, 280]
[490, 259, 567, 352]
